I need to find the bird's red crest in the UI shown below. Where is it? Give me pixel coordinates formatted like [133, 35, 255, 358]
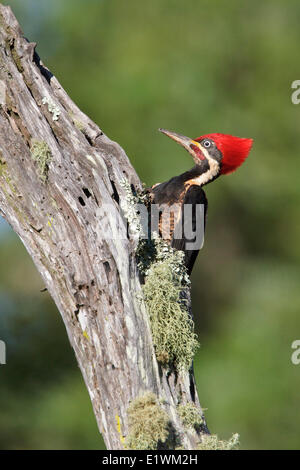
[196, 133, 253, 175]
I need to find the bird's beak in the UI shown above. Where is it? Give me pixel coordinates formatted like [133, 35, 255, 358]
[158, 128, 206, 163]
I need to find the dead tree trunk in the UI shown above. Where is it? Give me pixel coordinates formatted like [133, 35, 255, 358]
[0, 5, 208, 450]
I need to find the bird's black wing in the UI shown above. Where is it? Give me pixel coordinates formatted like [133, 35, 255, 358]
[171, 185, 208, 274]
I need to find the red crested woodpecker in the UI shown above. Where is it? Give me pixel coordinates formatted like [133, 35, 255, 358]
[149, 128, 253, 274]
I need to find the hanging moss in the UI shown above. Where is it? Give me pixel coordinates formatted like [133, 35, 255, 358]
[197, 433, 240, 450]
[125, 392, 170, 450]
[142, 244, 199, 371]
[30, 139, 52, 182]
[177, 402, 204, 432]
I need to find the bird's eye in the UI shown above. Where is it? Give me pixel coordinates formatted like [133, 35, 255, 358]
[203, 140, 211, 148]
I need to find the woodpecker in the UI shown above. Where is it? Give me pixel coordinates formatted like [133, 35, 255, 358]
[149, 128, 253, 274]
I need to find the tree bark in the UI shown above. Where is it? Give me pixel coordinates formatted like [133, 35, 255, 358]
[0, 4, 208, 449]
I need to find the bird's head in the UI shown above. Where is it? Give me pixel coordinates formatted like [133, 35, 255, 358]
[159, 128, 253, 185]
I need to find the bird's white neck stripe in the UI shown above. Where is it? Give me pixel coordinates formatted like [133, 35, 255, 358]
[187, 146, 220, 187]
[194, 157, 219, 186]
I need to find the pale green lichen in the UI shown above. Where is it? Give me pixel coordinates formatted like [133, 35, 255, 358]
[50, 197, 58, 210]
[197, 433, 240, 450]
[125, 392, 170, 450]
[137, 234, 190, 284]
[120, 178, 147, 241]
[142, 244, 199, 371]
[0, 155, 17, 195]
[74, 118, 85, 132]
[30, 139, 52, 182]
[42, 96, 61, 121]
[177, 402, 204, 432]
[68, 111, 85, 132]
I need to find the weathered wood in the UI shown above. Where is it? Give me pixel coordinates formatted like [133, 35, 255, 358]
[0, 4, 208, 449]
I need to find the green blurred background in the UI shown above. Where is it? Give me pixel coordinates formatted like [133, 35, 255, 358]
[0, 0, 300, 449]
